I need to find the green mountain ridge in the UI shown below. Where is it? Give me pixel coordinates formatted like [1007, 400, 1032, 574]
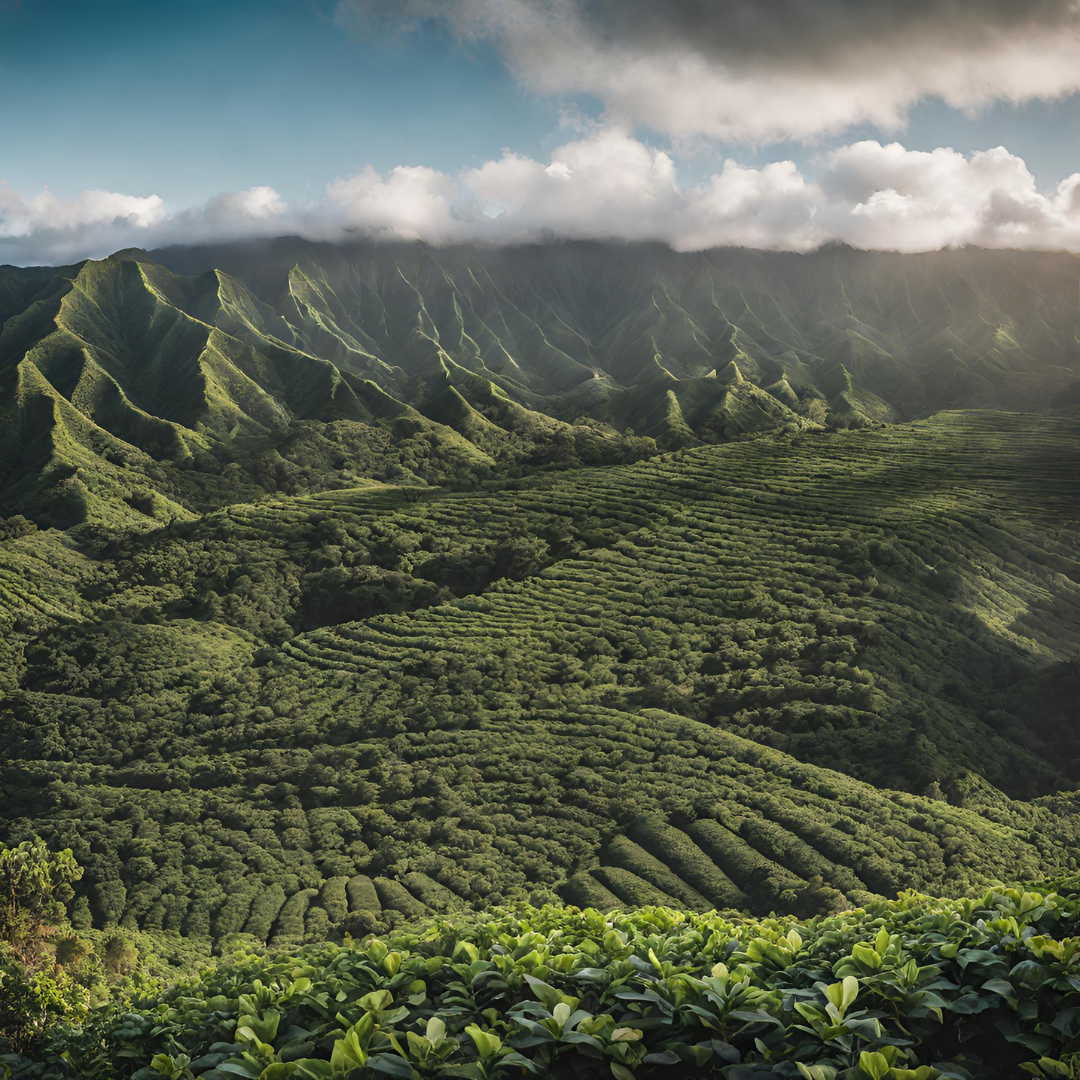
[3, 240, 1078, 527]
[0, 251, 655, 527]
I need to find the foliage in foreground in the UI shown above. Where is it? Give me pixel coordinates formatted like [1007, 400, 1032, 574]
[8, 883, 1080, 1080]
[0, 841, 210, 1062]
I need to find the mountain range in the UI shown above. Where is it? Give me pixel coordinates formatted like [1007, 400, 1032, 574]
[2, 239, 1078, 529]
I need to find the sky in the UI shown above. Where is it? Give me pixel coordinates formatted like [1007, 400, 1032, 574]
[2, 0, 1080, 262]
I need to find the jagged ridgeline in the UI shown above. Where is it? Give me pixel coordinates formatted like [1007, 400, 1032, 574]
[2, 239, 1079, 527]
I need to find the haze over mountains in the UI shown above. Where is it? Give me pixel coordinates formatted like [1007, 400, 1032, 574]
[1, 239, 1079, 529]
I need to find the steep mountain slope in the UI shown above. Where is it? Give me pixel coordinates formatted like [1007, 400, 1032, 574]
[0, 250, 652, 527]
[154, 239, 1080, 425]
[2, 241, 1079, 527]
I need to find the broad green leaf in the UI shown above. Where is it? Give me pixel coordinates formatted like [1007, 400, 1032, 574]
[465, 1024, 502, 1059]
[842, 975, 859, 1011]
[859, 1051, 891, 1080]
[259, 1065, 297, 1080]
[293, 1062, 333, 1080]
[359, 990, 395, 1013]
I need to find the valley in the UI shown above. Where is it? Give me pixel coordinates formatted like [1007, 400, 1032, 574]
[2, 410, 1079, 946]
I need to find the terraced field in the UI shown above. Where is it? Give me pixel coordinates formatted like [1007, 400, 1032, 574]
[2, 410, 1078, 946]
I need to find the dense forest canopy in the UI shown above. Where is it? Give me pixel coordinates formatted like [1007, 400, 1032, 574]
[1, 409, 1078, 938]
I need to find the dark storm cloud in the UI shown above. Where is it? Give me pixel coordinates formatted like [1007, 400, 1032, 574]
[579, 0, 1078, 65]
[338, 0, 1080, 141]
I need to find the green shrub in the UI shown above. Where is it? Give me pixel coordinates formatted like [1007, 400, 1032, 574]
[346, 875, 381, 914]
[11, 882, 1080, 1078]
[631, 815, 750, 909]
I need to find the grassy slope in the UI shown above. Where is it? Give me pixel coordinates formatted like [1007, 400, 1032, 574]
[0, 250, 658, 526]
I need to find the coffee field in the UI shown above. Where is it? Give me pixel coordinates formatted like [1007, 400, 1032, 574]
[9, 882, 1080, 1079]
[2, 411, 1079, 950]
[2, 243, 1079, 1076]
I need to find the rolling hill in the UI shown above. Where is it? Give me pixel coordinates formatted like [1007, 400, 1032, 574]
[1, 408, 1078, 947]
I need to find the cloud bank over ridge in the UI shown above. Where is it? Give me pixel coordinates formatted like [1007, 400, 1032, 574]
[3, 132, 1080, 265]
[337, 0, 1080, 143]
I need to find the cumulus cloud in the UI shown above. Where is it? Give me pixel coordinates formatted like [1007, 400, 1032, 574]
[4, 133, 1080, 264]
[201, 186, 288, 222]
[461, 128, 679, 241]
[324, 165, 461, 240]
[336, 0, 1080, 143]
[0, 184, 167, 264]
[680, 161, 823, 252]
[0, 183, 288, 265]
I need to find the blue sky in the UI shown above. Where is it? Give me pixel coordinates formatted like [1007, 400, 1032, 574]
[2, 0, 1080, 260]
[0, 0, 559, 204]
[3, 0, 1079, 207]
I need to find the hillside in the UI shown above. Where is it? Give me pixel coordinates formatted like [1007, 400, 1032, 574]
[1, 409, 1078, 949]
[2, 241, 1080, 1076]
[0, 249, 653, 530]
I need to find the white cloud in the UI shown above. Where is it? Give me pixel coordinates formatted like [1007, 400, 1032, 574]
[0, 184, 286, 264]
[461, 128, 678, 241]
[0, 184, 166, 263]
[678, 161, 824, 252]
[4, 133, 1080, 264]
[337, 0, 1080, 144]
[202, 186, 287, 221]
[816, 141, 1080, 252]
[323, 165, 461, 240]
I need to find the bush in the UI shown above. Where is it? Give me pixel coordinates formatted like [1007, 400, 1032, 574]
[10, 882, 1080, 1078]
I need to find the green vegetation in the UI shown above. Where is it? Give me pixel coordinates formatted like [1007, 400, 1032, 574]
[1, 411, 1078, 951]
[1, 240, 1079, 1070]
[9, 877, 1080, 1078]
[3, 241, 1079, 528]
[0, 839, 85, 1052]
[0, 838, 211, 1062]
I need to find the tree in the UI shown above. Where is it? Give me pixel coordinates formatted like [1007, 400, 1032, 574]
[0, 839, 82, 968]
[100, 932, 139, 978]
[0, 841, 88, 1054]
